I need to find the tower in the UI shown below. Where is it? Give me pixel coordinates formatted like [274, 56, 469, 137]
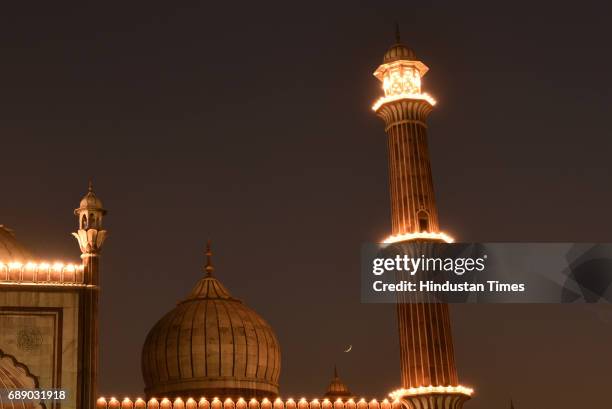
[72, 181, 108, 408]
[371, 28, 471, 408]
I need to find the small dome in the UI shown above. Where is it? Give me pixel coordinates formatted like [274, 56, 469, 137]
[324, 366, 354, 400]
[383, 43, 416, 63]
[76, 181, 105, 213]
[79, 192, 103, 209]
[0, 226, 33, 262]
[141, 245, 281, 400]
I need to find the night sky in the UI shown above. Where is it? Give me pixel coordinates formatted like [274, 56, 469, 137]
[1, 1, 611, 408]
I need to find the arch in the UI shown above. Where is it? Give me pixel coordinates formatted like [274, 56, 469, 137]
[0, 349, 45, 409]
[416, 210, 430, 232]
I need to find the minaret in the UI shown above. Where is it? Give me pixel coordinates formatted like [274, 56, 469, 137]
[372, 28, 471, 408]
[72, 181, 108, 409]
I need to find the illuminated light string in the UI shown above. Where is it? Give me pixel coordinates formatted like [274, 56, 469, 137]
[0, 260, 84, 284]
[389, 386, 474, 400]
[0, 261, 83, 271]
[95, 397, 401, 409]
[372, 93, 436, 111]
[382, 231, 454, 244]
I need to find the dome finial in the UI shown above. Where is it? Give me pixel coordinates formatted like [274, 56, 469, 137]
[395, 22, 401, 43]
[334, 364, 338, 378]
[88, 179, 94, 193]
[205, 240, 214, 276]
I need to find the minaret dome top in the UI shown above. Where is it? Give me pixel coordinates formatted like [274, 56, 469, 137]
[382, 23, 417, 63]
[383, 43, 416, 63]
[75, 180, 106, 215]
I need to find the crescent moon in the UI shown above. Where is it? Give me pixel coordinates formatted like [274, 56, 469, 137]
[343, 345, 352, 353]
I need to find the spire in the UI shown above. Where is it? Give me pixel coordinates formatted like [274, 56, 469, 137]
[395, 22, 401, 43]
[88, 179, 94, 193]
[325, 365, 353, 399]
[204, 240, 214, 276]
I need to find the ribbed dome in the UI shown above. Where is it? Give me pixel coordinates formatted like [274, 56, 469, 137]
[76, 181, 105, 213]
[0, 226, 33, 262]
[383, 24, 417, 63]
[324, 366, 353, 400]
[79, 192, 103, 209]
[141, 247, 281, 400]
[383, 43, 416, 63]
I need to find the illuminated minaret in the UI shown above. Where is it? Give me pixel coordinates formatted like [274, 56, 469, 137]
[72, 181, 108, 408]
[372, 27, 472, 408]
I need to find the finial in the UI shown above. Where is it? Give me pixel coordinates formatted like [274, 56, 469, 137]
[334, 364, 338, 378]
[204, 240, 214, 276]
[510, 399, 515, 409]
[395, 22, 401, 43]
[88, 179, 94, 193]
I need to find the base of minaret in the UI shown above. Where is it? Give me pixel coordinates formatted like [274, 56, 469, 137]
[398, 393, 470, 409]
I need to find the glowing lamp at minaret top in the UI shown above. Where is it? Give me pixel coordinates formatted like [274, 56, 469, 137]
[372, 33, 436, 111]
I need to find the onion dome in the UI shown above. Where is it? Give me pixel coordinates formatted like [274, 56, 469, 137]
[0, 225, 33, 262]
[383, 23, 416, 63]
[324, 366, 354, 400]
[141, 242, 281, 400]
[75, 181, 106, 214]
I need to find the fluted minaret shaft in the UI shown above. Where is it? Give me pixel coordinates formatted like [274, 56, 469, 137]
[376, 99, 459, 389]
[378, 99, 440, 236]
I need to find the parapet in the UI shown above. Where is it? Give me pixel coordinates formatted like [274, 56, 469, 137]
[0, 261, 85, 286]
[95, 397, 402, 409]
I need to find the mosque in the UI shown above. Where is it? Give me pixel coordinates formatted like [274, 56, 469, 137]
[0, 30, 474, 409]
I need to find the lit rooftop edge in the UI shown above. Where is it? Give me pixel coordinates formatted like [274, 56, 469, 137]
[96, 397, 400, 409]
[0, 260, 85, 285]
[95, 390, 473, 409]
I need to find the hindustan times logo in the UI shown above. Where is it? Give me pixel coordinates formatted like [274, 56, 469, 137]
[372, 254, 488, 276]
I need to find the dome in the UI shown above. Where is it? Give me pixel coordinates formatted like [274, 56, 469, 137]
[141, 245, 281, 400]
[324, 366, 353, 400]
[382, 24, 417, 63]
[79, 192, 103, 210]
[76, 181, 106, 213]
[0, 225, 33, 262]
[383, 43, 416, 63]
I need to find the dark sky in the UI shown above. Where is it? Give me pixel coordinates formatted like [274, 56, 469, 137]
[1, 1, 611, 408]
